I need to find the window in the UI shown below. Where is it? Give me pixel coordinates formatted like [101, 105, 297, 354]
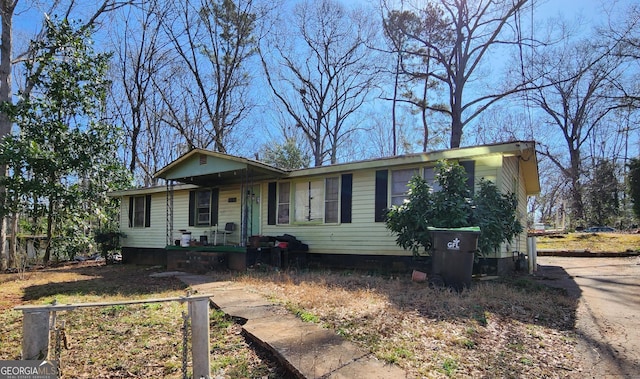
[391, 169, 418, 206]
[293, 177, 340, 223]
[128, 195, 151, 228]
[376, 162, 475, 222]
[188, 189, 219, 227]
[425, 162, 475, 193]
[424, 166, 442, 192]
[295, 180, 324, 222]
[196, 190, 211, 225]
[325, 177, 339, 223]
[269, 175, 352, 225]
[133, 196, 145, 227]
[277, 182, 290, 224]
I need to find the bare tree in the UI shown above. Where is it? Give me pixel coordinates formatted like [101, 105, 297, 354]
[384, 0, 534, 148]
[600, 3, 640, 107]
[159, 0, 258, 153]
[113, 0, 164, 173]
[525, 35, 630, 224]
[260, 0, 380, 166]
[109, 0, 175, 185]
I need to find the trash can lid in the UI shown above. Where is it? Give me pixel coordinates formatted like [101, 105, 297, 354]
[427, 226, 480, 233]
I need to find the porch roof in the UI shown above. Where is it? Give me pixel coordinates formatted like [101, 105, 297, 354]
[154, 149, 288, 186]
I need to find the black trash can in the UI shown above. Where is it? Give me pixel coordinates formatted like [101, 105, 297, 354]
[429, 227, 480, 291]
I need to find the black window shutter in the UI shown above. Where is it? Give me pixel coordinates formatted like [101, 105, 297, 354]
[210, 188, 219, 226]
[188, 191, 195, 226]
[144, 195, 151, 227]
[340, 173, 352, 223]
[128, 197, 134, 227]
[374, 170, 388, 222]
[267, 182, 277, 225]
[460, 160, 475, 194]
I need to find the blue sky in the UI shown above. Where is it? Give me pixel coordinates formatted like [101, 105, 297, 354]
[10, 0, 638, 162]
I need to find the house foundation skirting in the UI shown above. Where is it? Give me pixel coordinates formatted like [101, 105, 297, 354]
[303, 253, 521, 276]
[121, 247, 524, 277]
[474, 256, 523, 276]
[122, 247, 167, 266]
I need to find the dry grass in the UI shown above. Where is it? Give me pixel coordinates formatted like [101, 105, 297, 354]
[233, 269, 581, 378]
[1, 261, 586, 378]
[0, 262, 285, 378]
[536, 232, 640, 253]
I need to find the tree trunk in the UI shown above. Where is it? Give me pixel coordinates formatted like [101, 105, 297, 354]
[421, 74, 429, 152]
[43, 200, 54, 265]
[568, 146, 585, 224]
[0, 0, 16, 270]
[8, 211, 17, 267]
[392, 52, 400, 156]
[450, 111, 463, 148]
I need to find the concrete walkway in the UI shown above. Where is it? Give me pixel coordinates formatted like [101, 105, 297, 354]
[175, 273, 408, 379]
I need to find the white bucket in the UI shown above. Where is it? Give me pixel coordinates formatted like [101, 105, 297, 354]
[181, 232, 192, 247]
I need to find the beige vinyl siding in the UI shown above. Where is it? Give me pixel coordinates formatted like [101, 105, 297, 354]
[515, 157, 530, 256]
[260, 170, 410, 256]
[261, 156, 526, 257]
[172, 190, 190, 239]
[494, 156, 528, 259]
[121, 192, 167, 249]
[216, 185, 243, 243]
[122, 186, 245, 248]
[473, 155, 501, 189]
[117, 144, 539, 261]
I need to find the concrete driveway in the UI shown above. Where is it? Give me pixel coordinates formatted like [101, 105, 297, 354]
[536, 256, 640, 378]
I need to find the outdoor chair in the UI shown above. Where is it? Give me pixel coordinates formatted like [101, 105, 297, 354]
[218, 222, 235, 245]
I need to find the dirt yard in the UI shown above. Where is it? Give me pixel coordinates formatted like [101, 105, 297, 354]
[3, 259, 628, 378]
[535, 256, 640, 378]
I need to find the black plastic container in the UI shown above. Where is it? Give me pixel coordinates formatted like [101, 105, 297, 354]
[430, 228, 480, 291]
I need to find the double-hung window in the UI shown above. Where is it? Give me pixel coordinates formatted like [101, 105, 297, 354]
[391, 169, 418, 206]
[375, 161, 475, 222]
[128, 195, 151, 228]
[423, 166, 442, 192]
[196, 190, 211, 225]
[277, 182, 290, 224]
[269, 174, 351, 225]
[324, 177, 339, 223]
[294, 180, 323, 222]
[293, 177, 341, 223]
[188, 189, 219, 227]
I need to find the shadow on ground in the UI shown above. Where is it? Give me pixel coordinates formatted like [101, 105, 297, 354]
[534, 262, 639, 378]
[19, 263, 187, 302]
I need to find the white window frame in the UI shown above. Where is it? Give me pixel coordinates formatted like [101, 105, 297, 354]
[132, 195, 146, 228]
[324, 177, 340, 223]
[277, 182, 290, 224]
[423, 166, 442, 192]
[194, 190, 212, 226]
[294, 180, 323, 222]
[391, 168, 419, 206]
